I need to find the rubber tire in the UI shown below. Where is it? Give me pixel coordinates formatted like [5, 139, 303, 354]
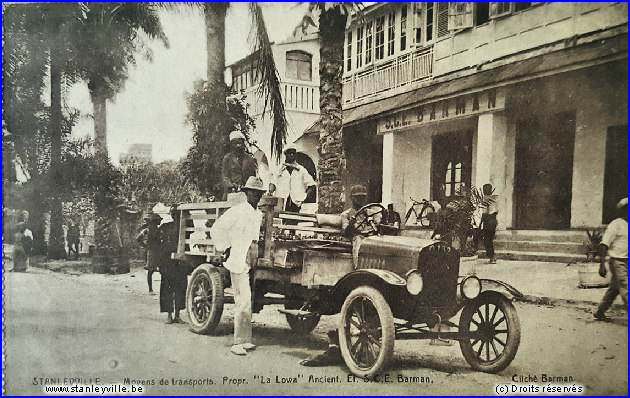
[459, 291, 521, 373]
[338, 286, 395, 378]
[404, 207, 415, 225]
[419, 205, 435, 227]
[286, 313, 321, 334]
[186, 264, 224, 334]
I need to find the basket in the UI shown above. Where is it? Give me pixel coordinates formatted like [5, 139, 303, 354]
[577, 262, 610, 288]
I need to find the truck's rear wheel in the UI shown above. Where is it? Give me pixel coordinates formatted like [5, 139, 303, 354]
[339, 286, 395, 378]
[186, 264, 224, 334]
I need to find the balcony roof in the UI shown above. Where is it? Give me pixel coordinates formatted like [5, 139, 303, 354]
[343, 32, 627, 126]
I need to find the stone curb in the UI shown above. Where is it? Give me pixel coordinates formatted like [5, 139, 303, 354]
[517, 294, 625, 311]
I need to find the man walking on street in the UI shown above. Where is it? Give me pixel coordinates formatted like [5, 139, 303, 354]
[211, 176, 266, 355]
[221, 130, 258, 200]
[269, 144, 316, 213]
[594, 197, 628, 321]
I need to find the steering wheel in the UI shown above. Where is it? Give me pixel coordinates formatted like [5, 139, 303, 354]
[351, 203, 386, 236]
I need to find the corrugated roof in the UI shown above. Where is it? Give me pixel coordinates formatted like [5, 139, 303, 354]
[343, 33, 627, 125]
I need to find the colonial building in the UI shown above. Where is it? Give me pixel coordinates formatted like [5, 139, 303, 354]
[341, 2, 627, 242]
[119, 143, 153, 164]
[226, 31, 321, 209]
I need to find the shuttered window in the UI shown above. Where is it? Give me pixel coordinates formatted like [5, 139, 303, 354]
[436, 2, 450, 38]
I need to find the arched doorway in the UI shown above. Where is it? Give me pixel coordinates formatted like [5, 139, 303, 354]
[295, 152, 317, 203]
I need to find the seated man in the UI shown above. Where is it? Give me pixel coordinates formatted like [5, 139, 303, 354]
[340, 184, 369, 267]
[300, 184, 380, 366]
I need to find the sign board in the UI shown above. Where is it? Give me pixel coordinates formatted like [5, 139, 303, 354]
[377, 87, 506, 134]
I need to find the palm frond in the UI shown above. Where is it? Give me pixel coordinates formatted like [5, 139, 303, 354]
[249, 2, 287, 161]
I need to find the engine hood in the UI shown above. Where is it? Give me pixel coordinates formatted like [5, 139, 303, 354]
[359, 235, 439, 259]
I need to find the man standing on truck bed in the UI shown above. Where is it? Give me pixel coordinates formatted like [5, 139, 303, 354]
[268, 144, 316, 213]
[211, 176, 266, 356]
[221, 130, 258, 200]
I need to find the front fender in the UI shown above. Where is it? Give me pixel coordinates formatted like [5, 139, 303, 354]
[324, 269, 406, 315]
[479, 278, 524, 300]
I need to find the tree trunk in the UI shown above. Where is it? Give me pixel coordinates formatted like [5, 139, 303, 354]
[317, 8, 348, 213]
[91, 90, 108, 157]
[204, 3, 227, 87]
[47, 43, 66, 259]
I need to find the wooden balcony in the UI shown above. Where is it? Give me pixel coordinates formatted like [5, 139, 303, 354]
[343, 46, 434, 104]
[244, 81, 320, 116]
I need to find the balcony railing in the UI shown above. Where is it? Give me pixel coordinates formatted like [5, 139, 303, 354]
[342, 46, 434, 104]
[243, 81, 319, 116]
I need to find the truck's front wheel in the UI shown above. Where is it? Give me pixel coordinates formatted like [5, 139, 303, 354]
[338, 286, 395, 378]
[186, 264, 224, 334]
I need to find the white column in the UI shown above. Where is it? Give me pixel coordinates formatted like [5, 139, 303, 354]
[382, 132, 395, 205]
[476, 114, 495, 188]
[476, 113, 509, 229]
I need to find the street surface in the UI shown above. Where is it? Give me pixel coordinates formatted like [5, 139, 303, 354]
[3, 265, 627, 395]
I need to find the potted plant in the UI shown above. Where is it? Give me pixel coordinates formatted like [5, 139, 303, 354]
[577, 227, 609, 288]
[434, 186, 492, 250]
[584, 228, 603, 262]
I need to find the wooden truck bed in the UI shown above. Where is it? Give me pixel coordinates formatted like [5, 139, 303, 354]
[173, 196, 354, 287]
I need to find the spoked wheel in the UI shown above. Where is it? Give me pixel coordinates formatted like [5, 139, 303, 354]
[186, 264, 224, 334]
[339, 286, 394, 378]
[418, 205, 435, 227]
[459, 291, 521, 373]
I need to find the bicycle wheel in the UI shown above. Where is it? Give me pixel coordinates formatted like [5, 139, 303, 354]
[404, 207, 416, 225]
[418, 204, 436, 227]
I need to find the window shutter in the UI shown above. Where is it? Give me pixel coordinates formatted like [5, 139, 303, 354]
[436, 2, 450, 38]
[448, 2, 473, 30]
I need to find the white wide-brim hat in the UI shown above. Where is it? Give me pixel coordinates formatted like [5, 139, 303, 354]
[229, 130, 246, 141]
[242, 176, 266, 191]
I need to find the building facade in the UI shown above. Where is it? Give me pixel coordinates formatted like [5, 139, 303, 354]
[342, 2, 627, 230]
[119, 143, 153, 164]
[226, 32, 321, 208]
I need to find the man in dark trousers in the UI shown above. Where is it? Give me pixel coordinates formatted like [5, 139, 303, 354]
[480, 183, 499, 264]
[67, 220, 81, 260]
[136, 212, 162, 294]
[159, 206, 188, 324]
[594, 197, 628, 321]
[221, 130, 258, 200]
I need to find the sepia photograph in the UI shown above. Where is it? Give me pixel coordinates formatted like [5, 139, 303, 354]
[2, 2, 627, 395]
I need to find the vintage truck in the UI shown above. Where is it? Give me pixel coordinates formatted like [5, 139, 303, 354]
[172, 197, 522, 377]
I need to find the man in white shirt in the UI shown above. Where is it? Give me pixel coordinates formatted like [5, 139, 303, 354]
[210, 177, 265, 355]
[594, 197, 628, 321]
[269, 144, 316, 213]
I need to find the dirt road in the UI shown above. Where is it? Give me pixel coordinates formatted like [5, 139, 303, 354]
[3, 266, 627, 395]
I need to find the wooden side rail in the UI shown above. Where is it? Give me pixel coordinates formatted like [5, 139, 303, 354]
[175, 196, 284, 261]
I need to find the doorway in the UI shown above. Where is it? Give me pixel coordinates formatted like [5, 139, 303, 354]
[602, 126, 628, 224]
[515, 112, 575, 229]
[431, 131, 473, 207]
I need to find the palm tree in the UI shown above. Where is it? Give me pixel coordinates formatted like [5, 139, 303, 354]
[175, 2, 288, 163]
[68, 3, 169, 253]
[71, 3, 169, 157]
[295, 3, 364, 213]
[3, 4, 51, 253]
